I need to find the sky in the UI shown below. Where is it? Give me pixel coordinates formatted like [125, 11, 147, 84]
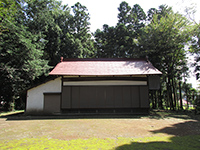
[62, 0, 200, 88]
[62, 0, 200, 32]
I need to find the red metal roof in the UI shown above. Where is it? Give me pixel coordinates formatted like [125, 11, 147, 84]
[49, 58, 162, 76]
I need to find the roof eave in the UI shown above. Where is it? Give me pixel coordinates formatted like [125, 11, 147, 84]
[49, 73, 162, 76]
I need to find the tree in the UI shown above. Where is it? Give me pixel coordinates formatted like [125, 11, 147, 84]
[117, 2, 146, 36]
[190, 88, 197, 106]
[69, 2, 94, 58]
[182, 83, 193, 109]
[0, 0, 51, 110]
[138, 5, 191, 110]
[94, 23, 139, 58]
[0, 0, 21, 33]
[117, 1, 131, 25]
[23, 0, 71, 65]
[94, 2, 146, 58]
[23, 1, 94, 65]
[129, 4, 146, 35]
[147, 8, 157, 21]
[94, 24, 117, 58]
[0, 19, 49, 110]
[185, 3, 200, 77]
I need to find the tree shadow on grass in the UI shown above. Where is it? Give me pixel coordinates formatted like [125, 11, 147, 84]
[149, 110, 200, 121]
[151, 120, 200, 136]
[115, 135, 200, 150]
[116, 120, 200, 150]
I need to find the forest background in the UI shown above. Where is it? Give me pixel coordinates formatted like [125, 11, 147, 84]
[1, 0, 200, 111]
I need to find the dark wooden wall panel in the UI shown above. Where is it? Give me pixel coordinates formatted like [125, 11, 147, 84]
[61, 85, 149, 109]
[105, 87, 114, 108]
[62, 87, 71, 109]
[79, 87, 90, 108]
[148, 76, 160, 90]
[96, 87, 106, 108]
[131, 87, 140, 107]
[140, 86, 149, 108]
[122, 86, 131, 107]
[114, 86, 123, 108]
[71, 87, 79, 108]
[87, 87, 96, 108]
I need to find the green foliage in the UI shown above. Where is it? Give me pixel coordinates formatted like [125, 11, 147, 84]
[130, 4, 146, 34]
[117, 1, 131, 25]
[0, 0, 50, 109]
[0, 0, 21, 33]
[23, 0, 69, 65]
[69, 2, 94, 58]
[117, 2, 146, 33]
[139, 11, 190, 72]
[94, 24, 138, 58]
[23, 1, 94, 65]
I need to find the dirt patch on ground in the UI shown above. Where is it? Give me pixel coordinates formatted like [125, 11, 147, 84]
[1, 112, 200, 141]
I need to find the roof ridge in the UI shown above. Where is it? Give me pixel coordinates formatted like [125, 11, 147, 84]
[62, 58, 147, 62]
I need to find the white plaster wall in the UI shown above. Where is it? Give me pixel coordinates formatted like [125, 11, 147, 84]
[63, 80, 147, 86]
[26, 77, 61, 113]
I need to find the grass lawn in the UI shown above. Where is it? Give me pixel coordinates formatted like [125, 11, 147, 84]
[0, 110, 24, 117]
[0, 110, 200, 150]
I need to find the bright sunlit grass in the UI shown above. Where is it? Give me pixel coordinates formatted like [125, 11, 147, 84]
[0, 110, 24, 117]
[0, 135, 200, 150]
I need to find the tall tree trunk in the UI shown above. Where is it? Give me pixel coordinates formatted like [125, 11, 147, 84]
[192, 92, 195, 109]
[150, 91, 155, 109]
[172, 78, 177, 110]
[168, 77, 174, 110]
[175, 80, 179, 110]
[186, 87, 188, 110]
[158, 88, 163, 109]
[166, 82, 170, 110]
[167, 79, 172, 110]
[154, 90, 157, 109]
[179, 81, 183, 110]
[165, 77, 170, 109]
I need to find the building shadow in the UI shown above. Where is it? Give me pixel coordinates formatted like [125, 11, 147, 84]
[2, 109, 200, 121]
[1, 112, 147, 121]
